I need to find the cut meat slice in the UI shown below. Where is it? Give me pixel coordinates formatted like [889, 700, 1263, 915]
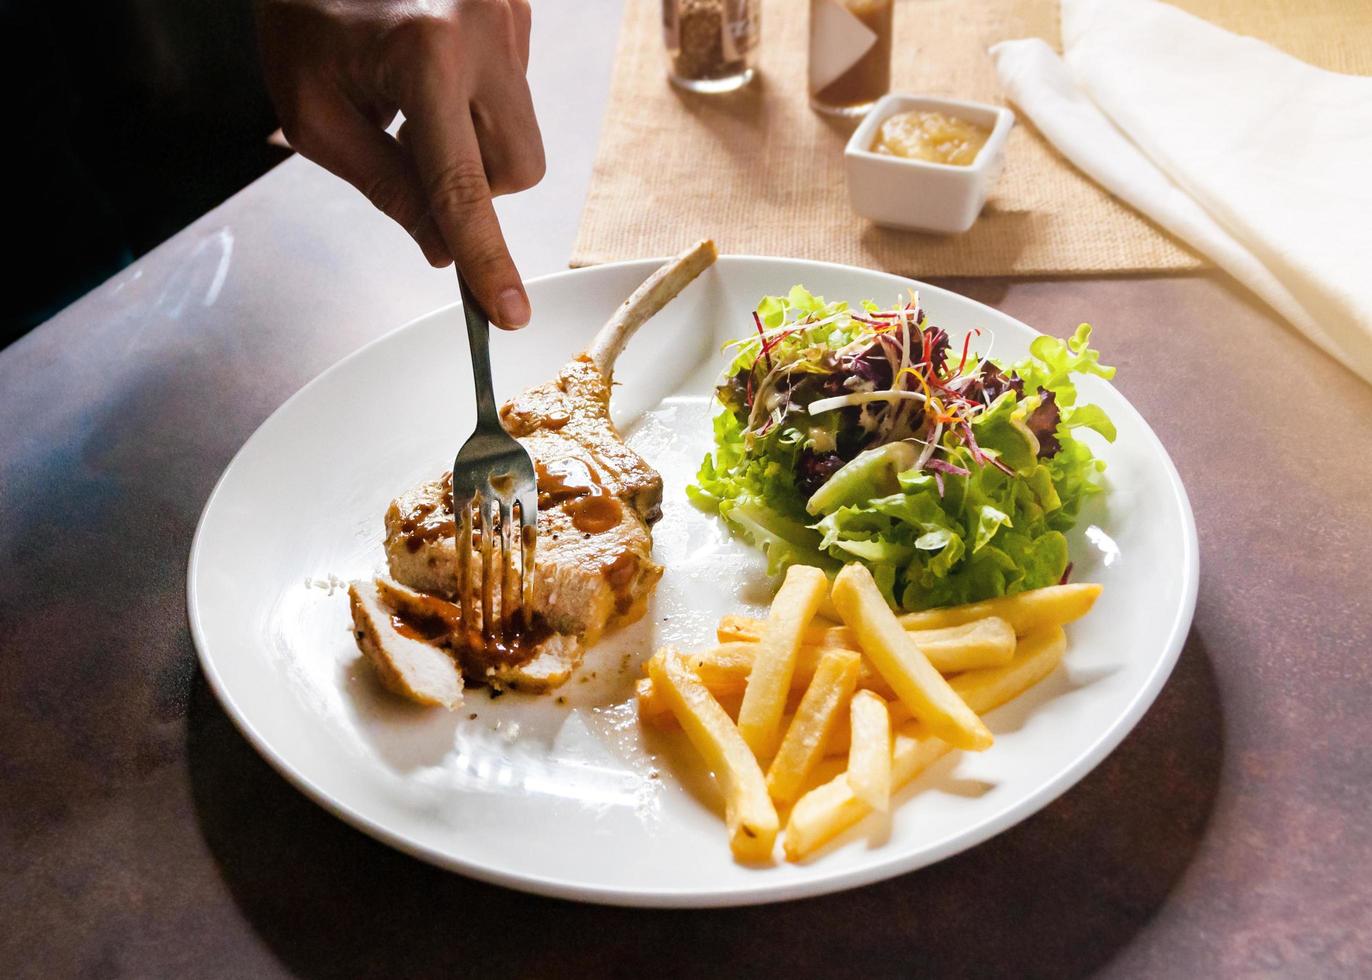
[349, 580, 464, 709]
[368, 575, 586, 693]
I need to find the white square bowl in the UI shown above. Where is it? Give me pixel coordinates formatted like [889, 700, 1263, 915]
[844, 93, 1015, 234]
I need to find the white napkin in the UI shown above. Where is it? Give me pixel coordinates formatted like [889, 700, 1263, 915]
[991, 0, 1372, 384]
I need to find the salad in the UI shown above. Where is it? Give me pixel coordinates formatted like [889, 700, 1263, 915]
[688, 286, 1117, 611]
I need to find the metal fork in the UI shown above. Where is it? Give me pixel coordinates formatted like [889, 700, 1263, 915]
[452, 272, 538, 646]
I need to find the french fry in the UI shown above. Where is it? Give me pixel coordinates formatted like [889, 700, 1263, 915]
[695, 643, 893, 699]
[638, 674, 743, 727]
[825, 698, 912, 755]
[715, 617, 1016, 675]
[736, 564, 830, 758]
[832, 564, 993, 752]
[721, 584, 1100, 640]
[948, 628, 1069, 714]
[786, 734, 950, 861]
[784, 627, 1068, 860]
[637, 614, 1019, 728]
[846, 691, 892, 811]
[825, 633, 1064, 754]
[649, 648, 778, 862]
[765, 649, 861, 805]
[896, 583, 1102, 635]
[654, 620, 1064, 747]
[686, 643, 836, 693]
[637, 642, 876, 729]
[636, 672, 673, 724]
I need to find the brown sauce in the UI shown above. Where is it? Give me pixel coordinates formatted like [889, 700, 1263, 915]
[390, 596, 553, 675]
[565, 494, 622, 534]
[393, 450, 637, 665]
[501, 396, 571, 433]
[389, 611, 454, 644]
[536, 457, 623, 534]
[398, 472, 457, 552]
[402, 456, 628, 553]
[452, 616, 555, 674]
[536, 457, 601, 506]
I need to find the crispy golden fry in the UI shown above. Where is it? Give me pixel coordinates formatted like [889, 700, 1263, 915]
[716, 617, 1016, 674]
[638, 613, 1022, 728]
[948, 628, 1068, 715]
[649, 648, 778, 862]
[637, 664, 747, 728]
[825, 631, 1068, 754]
[736, 565, 830, 758]
[723, 584, 1099, 641]
[825, 698, 912, 755]
[694, 643, 892, 699]
[636, 643, 882, 728]
[718, 616, 818, 647]
[786, 734, 949, 861]
[639, 615, 1016, 724]
[846, 691, 892, 812]
[897, 584, 1102, 635]
[832, 564, 993, 752]
[765, 649, 861, 805]
[784, 627, 1068, 860]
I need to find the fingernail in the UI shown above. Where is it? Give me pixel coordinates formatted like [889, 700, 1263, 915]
[496, 287, 531, 329]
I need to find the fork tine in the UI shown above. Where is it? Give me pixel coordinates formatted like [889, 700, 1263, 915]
[479, 495, 496, 643]
[519, 489, 537, 630]
[498, 495, 517, 637]
[455, 491, 475, 645]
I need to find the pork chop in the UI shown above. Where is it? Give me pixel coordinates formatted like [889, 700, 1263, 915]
[382, 355, 665, 681]
[354, 240, 717, 704]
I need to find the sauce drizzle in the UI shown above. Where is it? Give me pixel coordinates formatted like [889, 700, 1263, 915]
[536, 457, 623, 534]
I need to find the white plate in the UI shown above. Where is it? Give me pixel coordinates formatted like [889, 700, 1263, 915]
[188, 256, 1197, 907]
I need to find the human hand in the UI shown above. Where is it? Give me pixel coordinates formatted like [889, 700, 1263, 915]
[257, 0, 544, 328]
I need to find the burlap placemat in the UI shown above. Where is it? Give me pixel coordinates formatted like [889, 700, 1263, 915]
[571, 0, 1371, 277]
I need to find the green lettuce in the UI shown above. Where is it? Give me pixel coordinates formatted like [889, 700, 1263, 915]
[689, 294, 1116, 610]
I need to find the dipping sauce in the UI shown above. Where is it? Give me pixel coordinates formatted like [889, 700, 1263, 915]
[872, 110, 991, 166]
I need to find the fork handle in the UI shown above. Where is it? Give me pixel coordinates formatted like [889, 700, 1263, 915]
[457, 271, 499, 422]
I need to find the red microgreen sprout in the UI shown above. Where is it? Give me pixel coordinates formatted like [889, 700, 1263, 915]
[753, 311, 771, 370]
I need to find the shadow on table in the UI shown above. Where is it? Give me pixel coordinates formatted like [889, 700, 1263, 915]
[187, 627, 1223, 980]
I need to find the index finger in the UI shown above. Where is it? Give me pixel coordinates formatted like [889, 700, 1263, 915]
[406, 94, 530, 329]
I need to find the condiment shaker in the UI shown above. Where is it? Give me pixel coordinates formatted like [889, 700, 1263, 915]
[809, 0, 893, 116]
[663, 0, 760, 92]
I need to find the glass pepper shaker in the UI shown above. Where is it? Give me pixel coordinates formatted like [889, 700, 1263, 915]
[663, 0, 761, 93]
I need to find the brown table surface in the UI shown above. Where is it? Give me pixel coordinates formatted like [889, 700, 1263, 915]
[4, 9, 1372, 980]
